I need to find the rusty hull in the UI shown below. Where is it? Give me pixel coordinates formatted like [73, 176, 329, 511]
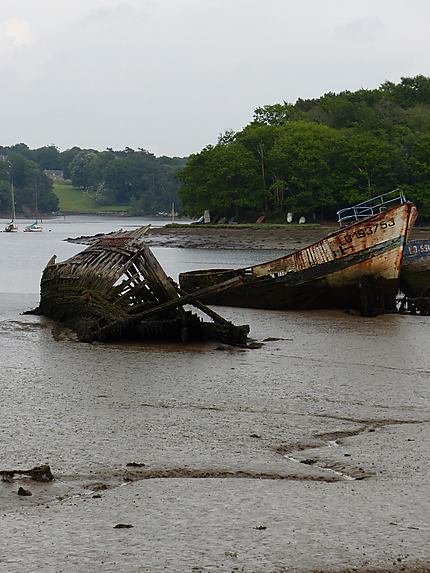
[179, 203, 418, 313]
[400, 239, 430, 297]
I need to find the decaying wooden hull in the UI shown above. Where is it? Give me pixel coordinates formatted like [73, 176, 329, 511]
[32, 227, 250, 345]
[179, 202, 418, 314]
[400, 239, 430, 297]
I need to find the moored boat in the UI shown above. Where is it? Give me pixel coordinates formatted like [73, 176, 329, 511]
[179, 191, 418, 315]
[400, 239, 430, 297]
[4, 182, 18, 232]
[24, 220, 43, 232]
[4, 221, 18, 232]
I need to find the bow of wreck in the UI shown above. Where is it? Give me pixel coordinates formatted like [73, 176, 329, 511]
[179, 192, 418, 315]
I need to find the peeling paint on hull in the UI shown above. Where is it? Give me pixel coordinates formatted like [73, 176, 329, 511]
[179, 203, 417, 312]
[400, 239, 430, 297]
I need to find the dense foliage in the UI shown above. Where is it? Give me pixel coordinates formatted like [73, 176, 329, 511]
[0, 144, 185, 215]
[3, 76, 430, 219]
[67, 148, 185, 214]
[0, 149, 58, 216]
[179, 75, 430, 221]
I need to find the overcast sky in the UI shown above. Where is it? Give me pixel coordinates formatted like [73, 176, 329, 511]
[1, 0, 429, 156]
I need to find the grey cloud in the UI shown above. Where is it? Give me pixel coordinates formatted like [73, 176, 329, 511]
[76, 1, 155, 27]
[333, 18, 384, 43]
[0, 1, 429, 155]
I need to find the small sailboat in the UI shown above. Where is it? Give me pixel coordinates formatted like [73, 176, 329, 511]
[24, 220, 43, 232]
[4, 182, 18, 232]
[24, 187, 43, 232]
[5, 221, 18, 232]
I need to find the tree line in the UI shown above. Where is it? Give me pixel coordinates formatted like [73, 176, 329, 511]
[0, 148, 59, 216]
[3, 76, 430, 220]
[179, 75, 430, 221]
[0, 144, 186, 216]
[67, 148, 186, 214]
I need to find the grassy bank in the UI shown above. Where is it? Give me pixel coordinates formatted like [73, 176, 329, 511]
[53, 181, 131, 213]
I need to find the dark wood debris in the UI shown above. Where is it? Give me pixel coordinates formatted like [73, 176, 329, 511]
[28, 227, 250, 346]
[1, 464, 54, 482]
[17, 487, 32, 496]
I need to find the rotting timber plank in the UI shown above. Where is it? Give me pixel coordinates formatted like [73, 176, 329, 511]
[177, 287, 231, 326]
[37, 229, 250, 346]
[132, 257, 170, 305]
[77, 254, 129, 290]
[121, 280, 160, 307]
[140, 246, 179, 301]
[94, 276, 245, 342]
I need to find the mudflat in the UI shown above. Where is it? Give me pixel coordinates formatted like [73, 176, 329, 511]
[1, 222, 429, 572]
[0, 292, 429, 572]
[146, 224, 430, 251]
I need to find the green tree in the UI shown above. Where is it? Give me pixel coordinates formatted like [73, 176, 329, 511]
[1, 154, 58, 214]
[267, 122, 346, 218]
[60, 147, 82, 179]
[341, 131, 403, 203]
[0, 180, 11, 213]
[236, 124, 280, 212]
[381, 75, 430, 108]
[253, 103, 305, 126]
[33, 146, 62, 170]
[179, 143, 260, 218]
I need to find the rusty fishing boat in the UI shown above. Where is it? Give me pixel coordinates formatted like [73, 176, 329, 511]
[179, 191, 418, 315]
[400, 239, 430, 297]
[31, 226, 249, 346]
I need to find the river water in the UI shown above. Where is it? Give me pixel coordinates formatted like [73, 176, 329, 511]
[0, 216, 429, 572]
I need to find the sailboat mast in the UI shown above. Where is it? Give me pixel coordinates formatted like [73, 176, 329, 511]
[11, 182, 16, 221]
[35, 184, 38, 219]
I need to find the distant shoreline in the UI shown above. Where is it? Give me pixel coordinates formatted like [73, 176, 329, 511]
[64, 221, 430, 251]
[145, 223, 430, 251]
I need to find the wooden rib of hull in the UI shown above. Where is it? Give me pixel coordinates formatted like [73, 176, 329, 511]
[179, 202, 418, 312]
[34, 226, 250, 345]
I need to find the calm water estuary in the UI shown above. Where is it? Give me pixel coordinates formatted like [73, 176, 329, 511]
[0, 216, 429, 572]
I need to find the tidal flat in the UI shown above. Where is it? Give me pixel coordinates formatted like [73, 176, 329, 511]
[145, 223, 430, 251]
[0, 216, 429, 572]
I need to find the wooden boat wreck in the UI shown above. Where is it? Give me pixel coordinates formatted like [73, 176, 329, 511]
[31, 226, 249, 346]
[400, 239, 430, 297]
[179, 191, 418, 316]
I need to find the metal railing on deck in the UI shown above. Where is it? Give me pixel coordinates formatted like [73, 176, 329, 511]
[337, 189, 406, 226]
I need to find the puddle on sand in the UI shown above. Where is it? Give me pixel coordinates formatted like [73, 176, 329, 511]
[284, 455, 357, 481]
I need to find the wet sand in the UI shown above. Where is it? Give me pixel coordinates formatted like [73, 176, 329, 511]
[0, 292, 429, 572]
[145, 224, 430, 251]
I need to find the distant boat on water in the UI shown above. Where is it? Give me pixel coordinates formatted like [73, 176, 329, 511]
[4, 221, 18, 233]
[4, 182, 18, 233]
[24, 220, 43, 233]
[24, 185, 43, 232]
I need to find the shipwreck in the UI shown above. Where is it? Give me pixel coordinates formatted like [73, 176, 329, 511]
[179, 191, 418, 316]
[398, 239, 430, 316]
[400, 239, 430, 298]
[31, 227, 249, 346]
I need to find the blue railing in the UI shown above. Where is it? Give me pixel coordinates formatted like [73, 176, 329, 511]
[337, 190, 406, 226]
